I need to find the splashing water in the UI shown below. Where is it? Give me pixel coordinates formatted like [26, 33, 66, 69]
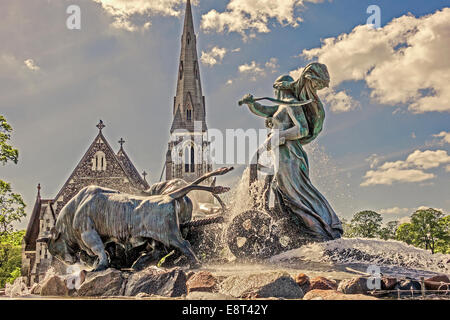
[304, 142, 355, 216]
[271, 238, 450, 276]
[5, 277, 30, 297]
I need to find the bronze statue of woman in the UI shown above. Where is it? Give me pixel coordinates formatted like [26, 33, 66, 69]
[240, 62, 343, 241]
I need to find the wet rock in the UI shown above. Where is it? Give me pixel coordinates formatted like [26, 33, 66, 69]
[309, 276, 337, 291]
[30, 283, 42, 295]
[381, 277, 398, 290]
[295, 273, 310, 293]
[303, 289, 379, 300]
[186, 291, 236, 300]
[220, 271, 304, 299]
[40, 275, 69, 296]
[186, 271, 218, 293]
[426, 275, 450, 283]
[77, 269, 125, 297]
[125, 266, 187, 297]
[338, 277, 371, 294]
[395, 279, 421, 291]
[425, 281, 449, 291]
[424, 275, 450, 290]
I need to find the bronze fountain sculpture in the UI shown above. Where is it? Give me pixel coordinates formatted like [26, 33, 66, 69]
[40, 62, 343, 270]
[226, 62, 343, 259]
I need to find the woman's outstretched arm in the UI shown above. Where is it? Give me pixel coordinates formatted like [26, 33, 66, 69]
[240, 94, 278, 118]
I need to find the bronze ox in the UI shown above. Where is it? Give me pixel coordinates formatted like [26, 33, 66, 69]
[39, 167, 233, 271]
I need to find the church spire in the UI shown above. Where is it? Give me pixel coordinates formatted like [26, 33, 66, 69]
[184, 0, 194, 32]
[171, 0, 206, 133]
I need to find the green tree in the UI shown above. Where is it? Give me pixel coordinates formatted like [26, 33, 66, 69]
[350, 210, 382, 238]
[0, 180, 26, 237]
[0, 115, 26, 287]
[410, 208, 445, 254]
[396, 209, 449, 254]
[0, 115, 25, 236]
[0, 115, 19, 165]
[340, 217, 356, 238]
[396, 223, 415, 245]
[379, 221, 399, 240]
[0, 230, 25, 287]
[434, 215, 450, 254]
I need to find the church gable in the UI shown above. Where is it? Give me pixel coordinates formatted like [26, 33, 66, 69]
[53, 121, 144, 213]
[116, 142, 149, 190]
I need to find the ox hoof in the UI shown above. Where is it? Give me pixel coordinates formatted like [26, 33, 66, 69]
[92, 264, 108, 272]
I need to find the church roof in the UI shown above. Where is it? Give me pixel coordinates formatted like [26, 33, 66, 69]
[23, 189, 42, 251]
[53, 121, 147, 203]
[117, 145, 149, 189]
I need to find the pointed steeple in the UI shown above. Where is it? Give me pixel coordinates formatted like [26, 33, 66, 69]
[184, 0, 194, 32]
[171, 0, 206, 133]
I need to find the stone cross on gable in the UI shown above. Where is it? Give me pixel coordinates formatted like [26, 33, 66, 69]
[96, 120, 105, 131]
[118, 138, 125, 149]
[142, 171, 148, 181]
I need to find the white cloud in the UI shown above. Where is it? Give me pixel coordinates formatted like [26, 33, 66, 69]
[320, 87, 358, 113]
[92, 0, 190, 31]
[24, 59, 40, 71]
[238, 58, 279, 81]
[302, 8, 450, 113]
[405, 150, 450, 170]
[379, 207, 410, 215]
[433, 131, 450, 145]
[361, 149, 450, 186]
[200, 46, 228, 66]
[361, 167, 435, 186]
[201, 0, 325, 39]
[365, 154, 381, 169]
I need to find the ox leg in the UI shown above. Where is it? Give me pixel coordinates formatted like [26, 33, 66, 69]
[81, 230, 109, 272]
[169, 235, 201, 268]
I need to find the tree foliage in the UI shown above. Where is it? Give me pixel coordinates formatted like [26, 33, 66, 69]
[0, 115, 26, 287]
[0, 115, 19, 165]
[0, 180, 26, 237]
[348, 210, 383, 238]
[0, 230, 25, 288]
[344, 207, 448, 254]
[379, 221, 399, 240]
[396, 208, 449, 254]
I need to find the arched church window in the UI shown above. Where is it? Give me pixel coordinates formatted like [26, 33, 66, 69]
[179, 61, 184, 80]
[187, 33, 191, 45]
[184, 146, 190, 173]
[194, 61, 199, 79]
[183, 143, 195, 173]
[186, 107, 192, 121]
[92, 151, 107, 171]
[190, 146, 195, 172]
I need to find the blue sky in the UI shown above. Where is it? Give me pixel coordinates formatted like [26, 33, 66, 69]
[1, 0, 449, 229]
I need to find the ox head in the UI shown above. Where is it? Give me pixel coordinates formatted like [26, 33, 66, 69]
[177, 196, 193, 225]
[37, 227, 77, 265]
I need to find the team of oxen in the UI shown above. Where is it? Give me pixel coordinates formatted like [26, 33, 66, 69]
[38, 167, 234, 271]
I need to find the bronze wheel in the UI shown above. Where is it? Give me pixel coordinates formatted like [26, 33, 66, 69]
[226, 210, 273, 259]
